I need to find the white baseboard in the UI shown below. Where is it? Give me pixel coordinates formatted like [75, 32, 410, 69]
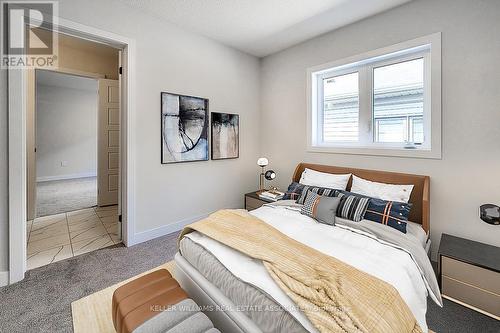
[0, 271, 9, 287]
[131, 213, 209, 245]
[37, 172, 97, 182]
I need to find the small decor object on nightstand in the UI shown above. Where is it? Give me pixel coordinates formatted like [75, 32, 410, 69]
[258, 189, 284, 201]
[480, 204, 500, 225]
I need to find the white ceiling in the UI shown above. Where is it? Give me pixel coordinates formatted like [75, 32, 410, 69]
[36, 70, 98, 91]
[118, 0, 412, 57]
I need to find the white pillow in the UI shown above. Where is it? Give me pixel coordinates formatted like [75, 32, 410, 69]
[350, 175, 413, 203]
[299, 168, 351, 190]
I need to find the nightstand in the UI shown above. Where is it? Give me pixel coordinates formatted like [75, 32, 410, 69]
[244, 191, 274, 211]
[438, 233, 500, 320]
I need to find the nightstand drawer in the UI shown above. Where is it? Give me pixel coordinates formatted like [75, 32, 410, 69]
[442, 256, 500, 295]
[442, 276, 500, 318]
[245, 197, 265, 210]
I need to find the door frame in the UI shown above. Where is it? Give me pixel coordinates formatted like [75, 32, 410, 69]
[8, 16, 137, 284]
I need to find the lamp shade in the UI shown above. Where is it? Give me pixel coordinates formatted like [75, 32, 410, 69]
[257, 157, 269, 167]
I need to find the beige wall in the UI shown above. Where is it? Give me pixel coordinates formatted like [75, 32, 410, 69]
[34, 29, 119, 79]
[26, 70, 36, 221]
[57, 32, 119, 79]
[260, 0, 500, 258]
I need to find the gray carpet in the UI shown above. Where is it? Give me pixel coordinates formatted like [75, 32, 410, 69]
[427, 297, 499, 332]
[0, 231, 498, 333]
[36, 177, 97, 217]
[0, 232, 179, 333]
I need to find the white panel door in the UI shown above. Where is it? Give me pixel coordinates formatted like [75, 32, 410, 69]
[98, 79, 120, 206]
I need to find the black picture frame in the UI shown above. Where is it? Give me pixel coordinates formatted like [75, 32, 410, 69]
[160, 92, 209, 164]
[211, 112, 239, 160]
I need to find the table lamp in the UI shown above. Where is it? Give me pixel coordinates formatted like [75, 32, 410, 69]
[257, 157, 268, 191]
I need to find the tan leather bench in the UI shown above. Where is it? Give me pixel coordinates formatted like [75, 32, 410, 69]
[112, 269, 220, 333]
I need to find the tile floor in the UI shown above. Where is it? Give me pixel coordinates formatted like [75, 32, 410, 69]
[26, 205, 120, 270]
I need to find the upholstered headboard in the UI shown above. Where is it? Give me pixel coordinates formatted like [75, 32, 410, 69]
[292, 163, 430, 233]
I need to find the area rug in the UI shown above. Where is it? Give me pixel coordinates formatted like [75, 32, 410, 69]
[71, 260, 439, 333]
[71, 261, 174, 333]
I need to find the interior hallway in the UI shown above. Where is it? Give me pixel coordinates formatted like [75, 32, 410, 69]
[36, 177, 97, 217]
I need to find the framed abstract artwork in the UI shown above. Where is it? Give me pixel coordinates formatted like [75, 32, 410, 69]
[161, 92, 209, 164]
[211, 112, 239, 160]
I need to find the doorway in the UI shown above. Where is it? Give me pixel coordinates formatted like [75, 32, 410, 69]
[35, 70, 98, 217]
[25, 33, 122, 270]
[8, 16, 136, 284]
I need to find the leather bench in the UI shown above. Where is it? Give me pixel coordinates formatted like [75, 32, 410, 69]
[112, 269, 220, 333]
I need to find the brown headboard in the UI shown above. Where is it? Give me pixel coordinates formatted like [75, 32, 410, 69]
[292, 163, 430, 233]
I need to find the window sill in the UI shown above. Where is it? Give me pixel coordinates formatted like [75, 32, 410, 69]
[307, 145, 441, 159]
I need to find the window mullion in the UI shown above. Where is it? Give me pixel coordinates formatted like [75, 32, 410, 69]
[423, 52, 432, 148]
[317, 75, 325, 145]
[358, 65, 373, 146]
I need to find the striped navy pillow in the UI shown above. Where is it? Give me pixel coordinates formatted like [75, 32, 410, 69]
[282, 182, 305, 201]
[364, 198, 411, 233]
[296, 185, 338, 205]
[336, 192, 370, 222]
[336, 190, 411, 233]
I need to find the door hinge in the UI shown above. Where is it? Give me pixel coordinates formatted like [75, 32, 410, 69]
[119, 66, 123, 75]
[118, 214, 122, 222]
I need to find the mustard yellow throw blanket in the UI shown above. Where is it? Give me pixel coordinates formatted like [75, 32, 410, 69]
[179, 209, 422, 333]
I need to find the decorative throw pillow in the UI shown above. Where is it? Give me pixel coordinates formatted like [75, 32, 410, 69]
[336, 192, 370, 222]
[364, 198, 411, 233]
[296, 185, 338, 205]
[300, 191, 341, 226]
[282, 182, 305, 200]
[337, 190, 411, 233]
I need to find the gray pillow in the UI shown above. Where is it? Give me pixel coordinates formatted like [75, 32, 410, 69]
[300, 190, 341, 226]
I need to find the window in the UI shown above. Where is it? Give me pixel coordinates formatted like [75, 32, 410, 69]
[373, 58, 423, 144]
[308, 33, 441, 158]
[323, 72, 359, 142]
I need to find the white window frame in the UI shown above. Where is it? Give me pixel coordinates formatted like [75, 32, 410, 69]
[307, 32, 441, 159]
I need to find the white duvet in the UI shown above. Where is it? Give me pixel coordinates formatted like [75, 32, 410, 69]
[186, 205, 431, 332]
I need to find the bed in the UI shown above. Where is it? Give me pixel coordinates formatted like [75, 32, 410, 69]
[174, 163, 440, 333]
